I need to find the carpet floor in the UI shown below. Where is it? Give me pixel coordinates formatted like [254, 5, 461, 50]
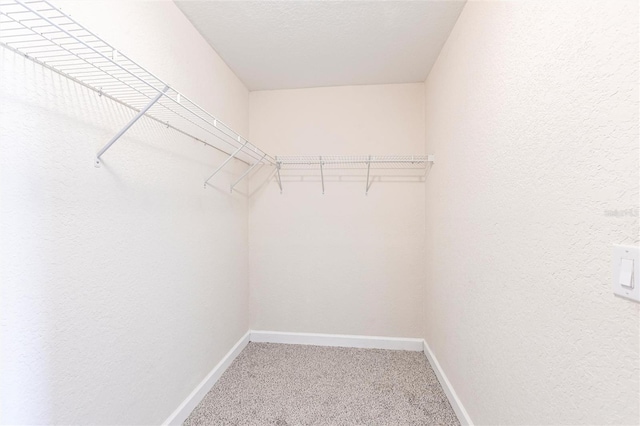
[183, 342, 460, 426]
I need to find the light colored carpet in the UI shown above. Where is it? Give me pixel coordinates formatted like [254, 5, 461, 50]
[183, 342, 460, 426]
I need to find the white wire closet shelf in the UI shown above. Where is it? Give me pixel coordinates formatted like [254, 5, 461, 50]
[0, 0, 272, 190]
[1, 0, 433, 195]
[276, 155, 431, 169]
[273, 155, 434, 195]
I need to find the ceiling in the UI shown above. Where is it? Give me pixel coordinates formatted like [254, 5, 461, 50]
[175, 1, 466, 91]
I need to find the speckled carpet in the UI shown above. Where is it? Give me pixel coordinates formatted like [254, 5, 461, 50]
[183, 342, 460, 425]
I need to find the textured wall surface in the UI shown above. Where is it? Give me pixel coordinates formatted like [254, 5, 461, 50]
[0, 1, 251, 424]
[422, 1, 639, 424]
[249, 84, 426, 338]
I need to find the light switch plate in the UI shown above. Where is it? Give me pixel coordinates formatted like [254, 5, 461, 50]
[612, 245, 640, 302]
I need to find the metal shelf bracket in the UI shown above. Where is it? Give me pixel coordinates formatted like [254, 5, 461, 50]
[95, 85, 169, 167]
[230, 154, 266, 193]
[204, 141, 248, 188]
[275, 156, 283, 194]
[319, 155, 325, 195]
[365, 155, 372, 195]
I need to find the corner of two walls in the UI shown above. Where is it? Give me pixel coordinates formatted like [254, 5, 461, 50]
[422, 1, 639, 424]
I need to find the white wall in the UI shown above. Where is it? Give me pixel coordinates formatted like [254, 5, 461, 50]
[423, 1, 639, 424]
[0, 1, 251, 424]
[248, 84, 426, 338]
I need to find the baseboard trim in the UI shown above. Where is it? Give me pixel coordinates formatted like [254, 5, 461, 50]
[422, 340, 473, 426]
[250, 330, 424, 351]
[163, 331, 470, 425]
[162, 330, 250, 426]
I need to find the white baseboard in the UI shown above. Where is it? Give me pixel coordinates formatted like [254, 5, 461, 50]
[422, 340, 473, 426]
[163, 331, 470, 426]
[162, 330, 250, 426]
[250, 330, 424, 351]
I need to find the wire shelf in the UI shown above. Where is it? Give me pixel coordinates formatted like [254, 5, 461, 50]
[0, 0, 272, 168]
[1, 0, 433, 194]
[273, 155, 433, 194]
[276, 155, 431, 170]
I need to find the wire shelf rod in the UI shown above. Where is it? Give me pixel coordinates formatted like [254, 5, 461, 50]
[278, 159, 429, 165]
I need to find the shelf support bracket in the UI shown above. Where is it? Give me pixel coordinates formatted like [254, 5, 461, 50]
[365, 155, 372, 195]
[230, 154, 266, 193]
[275, 156, 283, 194]
[204, 141, 248, 187]
[319, 155, 325, 195]
[95, 85, 169, 167]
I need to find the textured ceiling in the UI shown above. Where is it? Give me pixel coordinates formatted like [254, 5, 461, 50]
[174, 1, 466, 91]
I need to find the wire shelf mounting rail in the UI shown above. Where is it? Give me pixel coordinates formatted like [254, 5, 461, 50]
[274, 155, 434, 194]
[0, 0, 272, 190]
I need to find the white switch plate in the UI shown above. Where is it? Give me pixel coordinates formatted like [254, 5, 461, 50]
[612, 245, 640, 302]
